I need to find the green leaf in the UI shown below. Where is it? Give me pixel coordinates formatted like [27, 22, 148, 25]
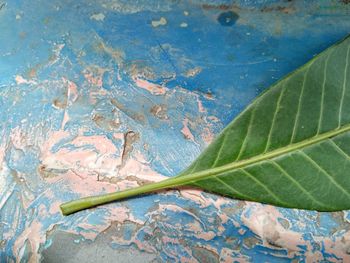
[60, 35, 350, 215]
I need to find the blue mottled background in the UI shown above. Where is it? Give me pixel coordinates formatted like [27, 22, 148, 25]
[1, 0, 350, 262]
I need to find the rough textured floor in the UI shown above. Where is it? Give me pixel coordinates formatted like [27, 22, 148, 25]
[1, 0, 350, 262]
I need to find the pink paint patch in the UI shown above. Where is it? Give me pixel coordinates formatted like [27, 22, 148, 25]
[15, 75, 37, 85]
[132, 239, 157, 253]
[61, 110, 70, 129]
[220, 248, 250, 263]
[117, 153, 167, 188]
[179, 256, 198, 263]
[161, 236, 181, 245]
[218, 213, 230, 224]
[207, 115, 220, 122]
[196, 230, 216, 241]
[41, 130, 70, 158]
[58, 78, 79, 129]
[63, 78, 79, 103]
[241, 203, 310, 256]
[73, 206, 141, 241]
[56, 170, 118, 195]
[113, 133, 124, 140]
[10, 126, 28, 151]
[89, 89, 108, 104]
[13, 219, 56, 262]
[83, 70, 103, 87]
[238, 228, 246, 235]
[179, 189, 210, 208]
[201, 127, 215, 144]
[53, 205, 147, 255]
[0, 144, 5, 172]
[134, 78, 168, 95]
[211, 196, 232, 210]
[196, 96, 206, 113]
[158, 204, 203, 223]
[318, 231, 350, 262]
[181, 118, 195, 142]
[71, 135, 118, 153]
[48, 199, 64, 215]
[185, 67, 202, 78]
[41, 130, 166, 192]
[48, 43, 65, 66]
[41, 134, 121, 177]
[155, 204, 219, 241]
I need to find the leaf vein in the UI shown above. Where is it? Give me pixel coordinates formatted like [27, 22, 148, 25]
[240, 168, 289, 206]
[235, 106, 257, 161]
[300, 151, 350, 199]
[264, 85, 285, 152]
[271, 161, 333, 209]
[214, 176, 252, 200]
[317, 52, 331, 134]
[339, 45, 350, 126]
[212, 133, 227, 167]
[329, 140, 350, 161]
[290, 64, 313, 143]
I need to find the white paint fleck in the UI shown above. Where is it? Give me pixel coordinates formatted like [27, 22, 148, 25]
[180, 22, 188, 28]
[184, 11, 189, 16]
[15, 75, 37, 85]
[99, 1, 173, 14]
[185, 67, 201, 77]
[90, 13, 105, 21]
[151, 17, 167, 27]
[16, 14, 21, 20]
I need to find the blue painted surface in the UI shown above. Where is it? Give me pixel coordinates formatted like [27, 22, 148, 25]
[1, 0, 350, 262]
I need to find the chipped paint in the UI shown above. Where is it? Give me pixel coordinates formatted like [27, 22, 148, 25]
[15, 75, 36, 85]
[90, 13, 105, 21]
[151, 17, 167, 27]
[180, 22, 188, 28]
[185, 67, 201, 78]
[134, 77, 168, 95]
[181, 118, 195, 142]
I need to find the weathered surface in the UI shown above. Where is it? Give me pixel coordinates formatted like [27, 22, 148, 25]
[1, 0, 350, 262]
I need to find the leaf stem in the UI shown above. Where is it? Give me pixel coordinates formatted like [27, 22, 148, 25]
[61, 123, 350, 215]
[61, 162, 231, 215]
[60, 174, 189, 215]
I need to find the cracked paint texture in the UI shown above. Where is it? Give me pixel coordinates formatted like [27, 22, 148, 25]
[1, 0, 350, 262]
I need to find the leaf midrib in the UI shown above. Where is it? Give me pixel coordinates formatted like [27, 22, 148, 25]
[172, 123, 350, 186]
